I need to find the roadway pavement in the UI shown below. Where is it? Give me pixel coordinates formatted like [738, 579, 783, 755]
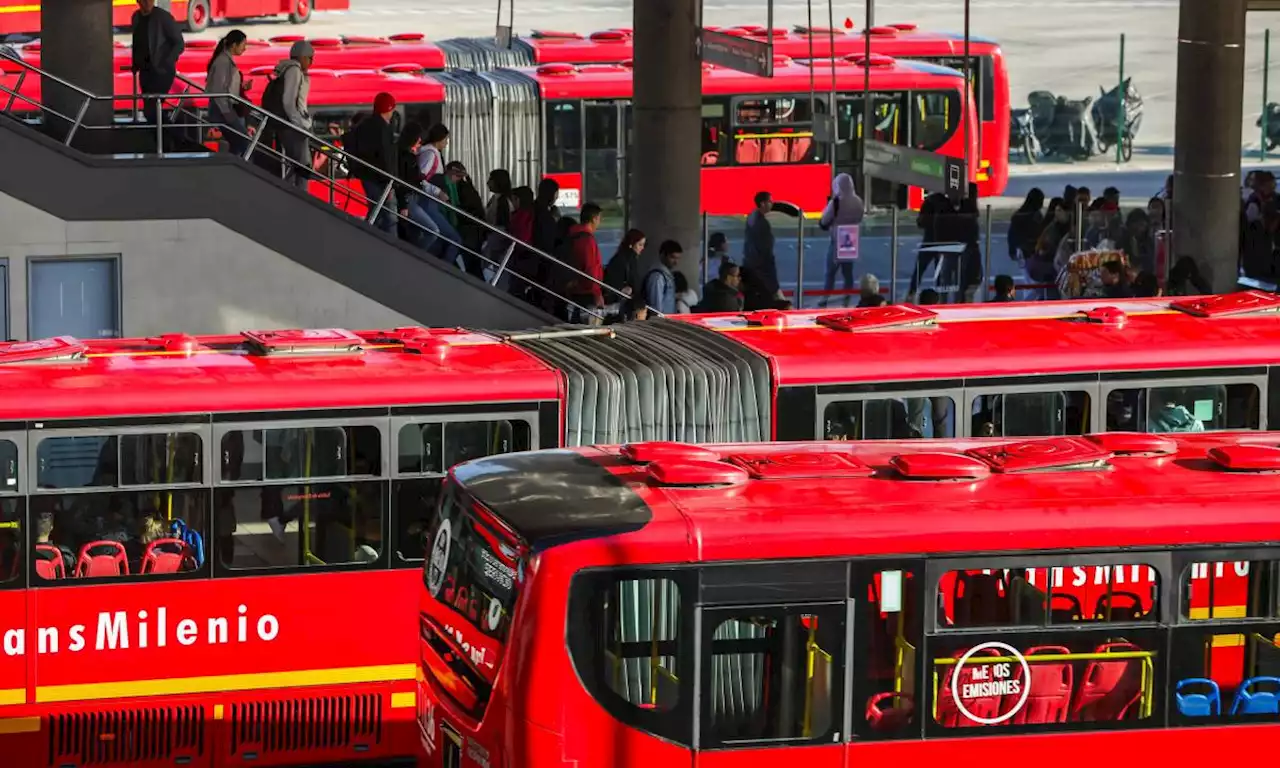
[172, 0, 1280, 157]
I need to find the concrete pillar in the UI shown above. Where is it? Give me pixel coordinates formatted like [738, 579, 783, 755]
[1173, 0, 1247, 292]
[39, 0, 115, 144]
[631, 0, 703, 289]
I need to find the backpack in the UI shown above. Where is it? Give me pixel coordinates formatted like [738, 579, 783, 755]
[261, 72, 287, 121]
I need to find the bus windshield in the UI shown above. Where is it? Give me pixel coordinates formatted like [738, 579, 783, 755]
[421, 487, 522, 716]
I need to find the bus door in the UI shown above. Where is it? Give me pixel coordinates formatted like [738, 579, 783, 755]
[695, 562, 848, 767]
[835, 92, 908, 208]
[583, 99, 623, 206]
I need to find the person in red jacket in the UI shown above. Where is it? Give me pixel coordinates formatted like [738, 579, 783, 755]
[564, 203, 606, 323]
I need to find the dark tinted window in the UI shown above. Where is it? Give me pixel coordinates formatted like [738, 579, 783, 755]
[0, 498, 20, 584]
[1106, 384, 1260, 433]
[824, 397, 956, 440]
[392, 477, 444, 563]
[443, 420, 530, 467]
[910, 90, 962, 151]
[0, 439, 16, 493]
[216, 481, 383, 570]
[37, 432, 202, 489]
[971, 392, 1091, 437]
[219, 425, 382, 482]
[546, 100, 582, 174]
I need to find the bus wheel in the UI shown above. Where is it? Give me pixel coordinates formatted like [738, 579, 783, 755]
[186, 0, 210, 32]
[289, 0, 312, 23]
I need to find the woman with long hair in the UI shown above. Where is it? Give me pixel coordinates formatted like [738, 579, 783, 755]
[206, 30, 249, 157]
[603, 228, 646, 297]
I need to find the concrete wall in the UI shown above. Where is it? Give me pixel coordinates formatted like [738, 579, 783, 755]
[0, 190, 417, 339]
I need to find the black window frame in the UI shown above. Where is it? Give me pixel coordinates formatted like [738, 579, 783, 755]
[545, 99, 584, 175]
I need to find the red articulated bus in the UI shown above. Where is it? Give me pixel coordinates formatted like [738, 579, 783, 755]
[0, 0, 340, 35]
[417, 432, 1280, 767]
[5, 292, 1280, 765]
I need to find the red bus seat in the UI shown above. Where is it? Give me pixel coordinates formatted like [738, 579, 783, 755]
[936, 647, 1002, 727]
[75, 540, 129, 578]
[1070, 642, 1144, 721]
[34, 543, 65, 580]
[141, 538, 192, 574]
[865, 691, 913, 732]
[1010, 645, 1072, 724]
[1094, 591, 1146, 621]
[1050, 593, 1083, 623]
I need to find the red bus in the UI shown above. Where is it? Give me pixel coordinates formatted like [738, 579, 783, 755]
[3, 292, 1280, 764]
[417, 432, 1280, 766]
[0, 0, 340, 35]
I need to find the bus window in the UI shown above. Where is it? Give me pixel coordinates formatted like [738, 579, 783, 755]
[969, 391, 1091, 437]
[703, 606, 845, 746]
[732, 96, 819, 165]
[217, 480, 384, 570]
[0, 498, 20, 585]
[119, 433, 202, 486]
[220, 425, 383, 482]
[837, 93, 906, 147]
[30, 489, 209, 583]
[36, 435, 117, 489]
[933, 56, 996, 123]
[1181, 560, 1280, 621]
[443, 420, 531, 468]
[0, 439, 15, 492]
[398, 423, 445, 475]
[701, 100, 729, 166]
[910, 90, 961, 151]
[855, 567, 923, 740]
[823, 397, 956, 440]
[546, 100, 583, 175]
[938, 563, 1160, 628]
[1105, 384, 1260, 433]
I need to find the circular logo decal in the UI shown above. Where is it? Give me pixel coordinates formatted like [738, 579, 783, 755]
[487, 598, 503, 631]
[949, 641, 1032, 726]
[426, 519, 452, 598]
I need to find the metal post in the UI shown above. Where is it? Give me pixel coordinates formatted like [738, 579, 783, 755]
[367, 183, 393, 225]
[1075, 200, 1084, 249]
[795, 210, 806, 307]
[490, 242, 517, 286]
[861, 0, 872, 201]
[826, 0, 838, 171]
[1264, 29, 1271, 162]
[701, 211, 710, 286]
[982, 204, 993, 302]
[328, 153, 336, 206]
[889, 205, 900, 303]
[1116, 33, 1125, 165]
[3, 69, 26, 113]
[962, 0, 971, 200]
[155, 99, 164, 155]
[243, 114, 266, 160]
[64, 96, 90, 147]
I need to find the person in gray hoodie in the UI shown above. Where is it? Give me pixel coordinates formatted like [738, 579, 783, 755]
[205, 30, 248, 157]
[272, 40, 314, 189]
[818, 173, 865, 307]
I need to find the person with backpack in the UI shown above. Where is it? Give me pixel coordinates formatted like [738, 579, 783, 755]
[263, 40, 314, 190]
[345, 91, 399, 235]
[642, 240, 683, 315]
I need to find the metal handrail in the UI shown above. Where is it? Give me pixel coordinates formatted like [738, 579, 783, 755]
[0, 49, 649, 321]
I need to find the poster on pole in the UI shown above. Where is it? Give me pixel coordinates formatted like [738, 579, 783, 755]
[837, 225, 860, 261]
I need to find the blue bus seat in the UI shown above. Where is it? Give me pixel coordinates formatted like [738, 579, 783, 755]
[169, 519, 205, 568]
[1175, 678, 1220, 717]
[1231, 676, 1280, 715]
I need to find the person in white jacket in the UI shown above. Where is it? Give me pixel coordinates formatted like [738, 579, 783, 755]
[819, 173, 865, 307]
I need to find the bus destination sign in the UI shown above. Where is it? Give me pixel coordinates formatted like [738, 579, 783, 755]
[697, 27, 774, 78]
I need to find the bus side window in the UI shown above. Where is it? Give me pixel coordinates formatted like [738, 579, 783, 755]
[1171, 558, 1280, 724]
[1106, 383, 1260, 433]
[546, 100, 583, 175]
[823, 397, 956, 441]
[701, 100, 729, 166]
[971, 391, 1091, 438]
[854, 567, 922, 740]
[911, 90, 961, 151]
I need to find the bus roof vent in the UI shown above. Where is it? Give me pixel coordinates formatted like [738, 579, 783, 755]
[774, 54, 794, 67]
[186, 40, 216, 49]
[0, 337, 87, 365]
[1170, 290, 1280, 318]
[721, 27, 751, 37]
[850, 53, 896, 67]
[890, 452, 991, 481]
[388, 32, 426, 42]
[889, 22, 919, 31]
[816, 303, 936, 332]
[537, 63, 578, 76]
[144, 333, 201, 354]
[590, 30, 629, 42]
[794, 25, 848, 35]
[249, 65, 276, 76]
[268, 34, 306, 44]
[342, 35, 390, 45]
[867, 26, 900, 36]
[727, 451, 874, 480]
[968, 437, 1112, 474]
[1208, 444, 1280, 473]
[381, 63, 423, 74]
[245, 39, 270, 48]
[309, 37, 343, 47]
[241, 328, 364, 356]
[647, 459, 749, 488]
[1086, 433, 1177, 457]
[742, 309, 789, 328]
[1070, 306, 1127, 327]
[746, 27, 788, 38]
[621, 441, 719, 464]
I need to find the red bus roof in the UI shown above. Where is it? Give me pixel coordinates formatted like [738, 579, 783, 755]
[455, 432, 1280, 561]
[524, 55, 966, 100]
[231, 68, 447, 106]
[0, 330, 556, 420]
[522, 24, 1002, 65]
[674, 297, 1280, 387]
